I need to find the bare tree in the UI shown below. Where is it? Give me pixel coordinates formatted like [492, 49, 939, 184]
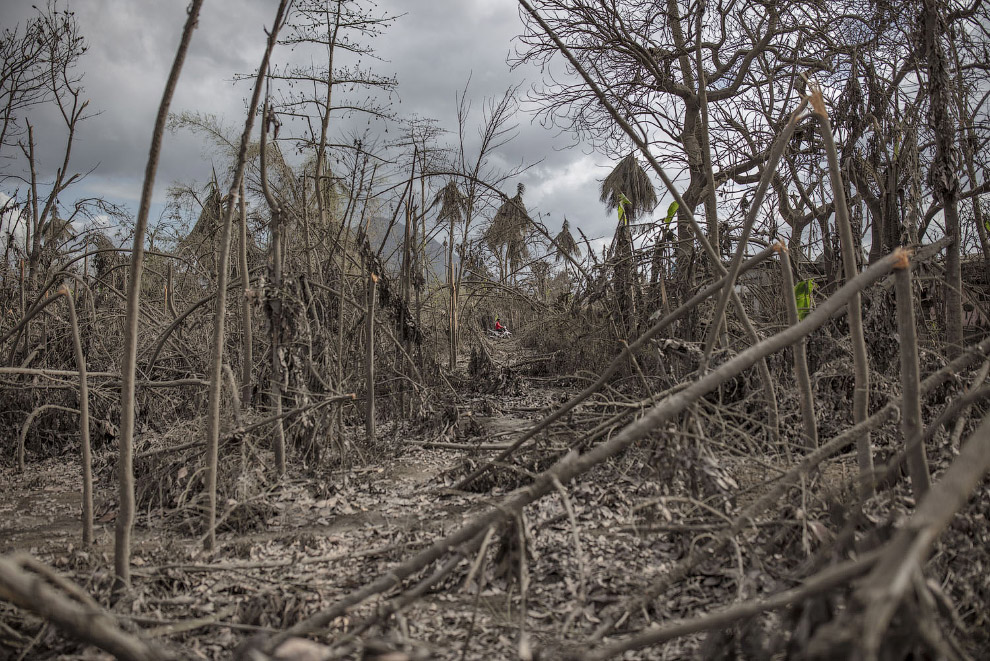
[0, 2, 90, 292]
[203, 0, 291, 552]
[269, 0, 398, 272]
[513, 0, 827, 279]
[0, 1, 86, 160]
[116, 0, 205, 591]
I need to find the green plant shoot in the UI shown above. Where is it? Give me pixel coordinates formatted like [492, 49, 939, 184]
[617, 192, 631, 225]
[794, 279, 815, 320]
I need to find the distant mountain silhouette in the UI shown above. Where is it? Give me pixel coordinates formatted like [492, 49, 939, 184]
[362, 215, 456, 284]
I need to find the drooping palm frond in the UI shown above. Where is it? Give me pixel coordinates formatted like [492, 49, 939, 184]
[434, 180, 466, 226]
[462, 245, 492, 280]
[554, 218, 580, 262]
[490, 182, 530, 246]
[599, 153, 658, 223]
[178, 172, 226, 267]
[187, 178, 224, 239]
[91, 231, 124, 274]
[505, 233, 529, 273]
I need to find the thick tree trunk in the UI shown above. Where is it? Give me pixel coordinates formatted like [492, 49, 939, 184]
[921, 0, 963, 355]
[778, 248, 817, 449]
[270, 212, 286, 477]
[260, 103, 288, 478]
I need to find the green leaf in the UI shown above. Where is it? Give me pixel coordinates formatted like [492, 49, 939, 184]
[617, 192, 632, 225]
[794, 279, 815, 321]
[663, 201, 679, 226]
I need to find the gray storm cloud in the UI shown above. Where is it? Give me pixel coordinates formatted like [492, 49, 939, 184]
[0, 0, 630, 242]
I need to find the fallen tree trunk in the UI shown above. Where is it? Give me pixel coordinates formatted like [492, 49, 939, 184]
[0, 554, 167, 661]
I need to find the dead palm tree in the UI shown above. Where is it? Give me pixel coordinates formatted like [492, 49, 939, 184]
[600, 154, 656, 336]
[599, 153, 658, 224]
[435, 179, 467, 287]
[553, 217, 581, 292]
[434, 180, 466, 368]
[177, 174, 225, 272]
[554, 218, 580, 263]
[489, 183, 531, 282]
[435, 180, 466, 226]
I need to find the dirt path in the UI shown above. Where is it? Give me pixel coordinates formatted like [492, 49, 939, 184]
[0, 340, 696, 660]
[0, 462, 87, 554]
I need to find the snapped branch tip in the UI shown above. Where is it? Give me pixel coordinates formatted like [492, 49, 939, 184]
[892, 247, 913, 270]
[805, 79, 827, 119]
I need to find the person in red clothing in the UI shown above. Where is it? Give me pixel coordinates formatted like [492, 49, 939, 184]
[494, 317, 505, 333]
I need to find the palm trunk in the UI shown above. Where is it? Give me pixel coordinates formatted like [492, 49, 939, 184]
[260, 102, 288, 478]
[448, 215, 457, 369]
[238, 180, 253, 405]
[366, 271, 377, 444]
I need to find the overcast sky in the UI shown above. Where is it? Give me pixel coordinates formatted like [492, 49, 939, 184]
[1, 0, 642, 247]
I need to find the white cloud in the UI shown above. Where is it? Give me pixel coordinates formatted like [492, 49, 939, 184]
[0, 193, 26, 255]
